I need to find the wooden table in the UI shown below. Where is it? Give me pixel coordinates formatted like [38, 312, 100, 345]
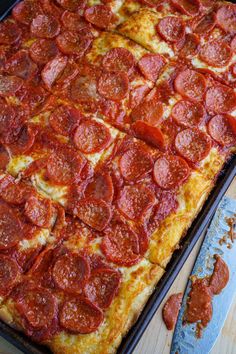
[0, 178, 235, 354]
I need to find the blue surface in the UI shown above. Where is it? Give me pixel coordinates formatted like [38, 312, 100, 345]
[171, 196, 236, 354]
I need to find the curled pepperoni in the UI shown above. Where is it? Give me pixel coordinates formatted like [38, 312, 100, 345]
[179, 33, 199, 58]
[208, 114, 236, 147]
[84, 269, 121, 309]
[85, 173, 114, 203]
[131, 98, 163, 126]
[60, 297, 103, 334]
[153, 155, 190, 189]
[101, 223, 140, 266]
[16, 288, 57, 329]
[156, 16, 185, 43]
[138, 53, 165, 82]
[41, 55, 67, 90]
[75, 198, 112, 231]
[171, 100, 205, 127]
[0, 21, 22, 45]
[53, 254, 90, 292]
[84, 5, 113, 29]
[132, 121, 165, 150]
[175, 128, 211, 163]
[98, 71, 129, 101]
[56, 0, 86, 11]
[5, 50, 37, 81]
[205, 85, 236, 114]
[199, 40, 232, 68]
[0, 177, 33, 205]
[49, 105, 82, 136]
[216, 5, 236, 34]
[56, 31, 92, 56]
[47, 148, 85, 185]
[61, 10, 91, 32]
[12, 0, 43, 25]
[171, 0, 200, 16]
[102, 48, 135, 75]
[25, 195, 53, 228]
[120, 147, 153, 181]
[31, 15, 60, 39]
[194, 13, 216, 34]
[10, 124, 37, 154]
[118, 185, 155, 220]
[174, 69, 206, 102]
[0, 203, 22, 250]
[74, 120, 111, 154]
[0, 255, 20, 296]
[30, 39, 59, 65]
[0, 145, 9, 170]
[0, 75, 23, 97]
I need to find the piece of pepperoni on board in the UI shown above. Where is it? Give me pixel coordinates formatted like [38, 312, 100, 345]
[56, 31, 92, 56]
[119, 147, 153, 182]
[174, 69, 206, 102]
[74, 120, 111, 154]
[25, 195, 53, 228]
[205, 85, 236, 114]
[132, 121, 166, 150]
[199, 40, 232, 68]
[41, 55, 68, 90]
[153, 155, 190, 189]
[61, 10, 91, 32]
[4, 50, 38, 81]
[30, 39, 59, 65]
[208, 114, 236, 147]
[98, 71, 129, 101]
[49, 105, 82, 136]
[0, 145, 9, 170]
[216, 5, 236, 34]
[60, 297, 103, 334]
[85, 173, 114, 203]
[12, 0, 43, 25]
[102, 47, 135, 74]
[84, 268, 121, 309]
[74, 198, 112, 231]
[117, 185, 155, 221]
[16, 287, 57, 329]
[0, 21, 22, 45]
[52, 253, 90, 292]
[0, 203, 22, 250]
[156, 16, 185, 43]
[131, 98, 163, 126]
[175, 128, 211, 163]
[0, 255, 20, 296]
[194, 12, 216, 35]
[171, 99, 205, 128]
[0, 75, 23, 97]
[138, 53, 165, 82]
[171, 0, 200, 16]
[30, 15, 60, 39]
[84, 5, 113, 29]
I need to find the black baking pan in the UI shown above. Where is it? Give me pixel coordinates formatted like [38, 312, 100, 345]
[0, 2, 236, 353]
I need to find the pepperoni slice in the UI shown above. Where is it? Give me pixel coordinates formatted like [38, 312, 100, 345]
[175, 128, 211, 163]
[74, 120, 111, 154]
[0, 75, 23, 97]
[0, 203, 22, 250]
[56, 0, 86, 11]
[61, 10, 91, 32]
[138, 53, 165, 82]
[194, 13, 216, 34]
[231, 35, 236, 52]
[0, 177, 33, 205]
[16, 288, 57, 329]
[208, 114, 236, 147]
[199, 40, 232, 68]
[153, 155, 190, 189]
[75, 198, 112, 231]
[120, 147, 153, 181]
[132, 121, 165, 150]
[47, 148, 85, 185]
[49, 105, 82, 136]
[31, 15, 60, 39]
[30, 39, 59, 65]
[56, 31, 92, 56]
[60, 297, 103, 334]
[205, 85, 236, 114]
[0, 102, 16, 139]
[10, 124, 36, 154]
[98, 71, 129, 101]
[174, 69, 206, 102]
[102, 48, 135, 74]
[5, 50, 38, 81]
[216, 5, 236, 34]
[131, 96, 163, 126]
[118, 185, 155, 220]
[156, 16, 185, 43]
[179, 33, 199, 58]
[70, 74, 98, 105]
[84, 5, 113, 29]
[171, 0, 200, 16]
[101, 223, 140, 266]
[25, 195, 53, 228]
[0, 21, 22, 45]
[171, 100, 205, 127]
[0, 255, 20, 296]
[0, 145, 9, 170]
[53, 254, 90, 292]
[12, 0, 43, 25]
[41, 55, 68, 90]
[85, 173, 114, 203]
[84, 269, 121, 309]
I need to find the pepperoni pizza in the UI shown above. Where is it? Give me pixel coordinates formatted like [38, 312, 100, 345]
[0, 0, 235, 353]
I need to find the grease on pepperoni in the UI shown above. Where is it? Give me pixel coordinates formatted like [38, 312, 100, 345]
[56, 31, 92, 56]
[102, 47, 135, 74]
[199, 40, 232, 68]
[12, 0, 43, 25]
[205, 85, 236, 114]
[208, 114, 236, 147]
[30, 39, 59, 65]
[49, 105, 82, 136]
[138, 53, 165, 82]
[0, 21, 22, 45]
[98, 71, 129, 101]
[120, 147, 153, 181]
[175, 128, 211, 163]
[41, 55, 68, 90]
[31, 15, 60, 39]
[171, 99, 205, 127]
[0, 203, 22, 250]
[216, 5, 236, 34]
[132, 121, 165, 150]
[171, 0, 200, 16]
[84, 5, 113, 29]
[25, 195, 53, 228]
[156, 16, 185, 43]
[174, 69, 206, 102]
[85, 173, 114, 203]
[5, 50, 38, 81]
[0, 255, 20, 296]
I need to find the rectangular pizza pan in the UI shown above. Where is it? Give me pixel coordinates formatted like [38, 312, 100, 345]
[0, 2, 236, 353]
